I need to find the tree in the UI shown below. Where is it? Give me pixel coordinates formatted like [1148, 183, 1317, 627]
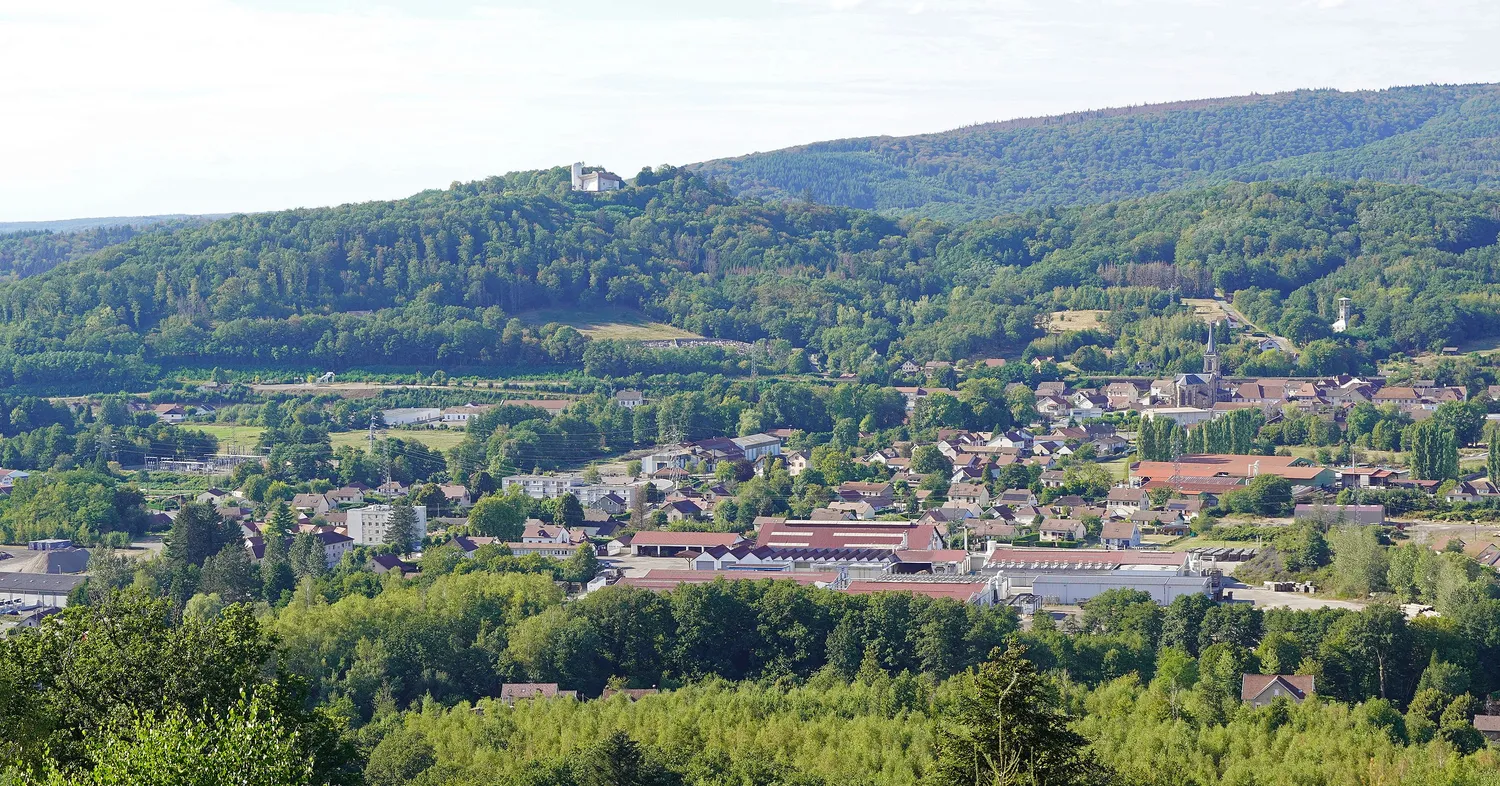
[573, 731, 682, 786]
[1328, 525, 1389, 598]
[564, 544, 600, 583]
[930, 645, 1110, 786]
[384, 502, 420, 551]
[365, 727, 436, 786]
[911, 445, 953, 475]
[165, 502, 236, 569]
[1161, 593, 1214, 656]
[198, 542, 260, 604]
[1488, 423, 1500, 487]
[556, 493, 585, 528]
[0, 596, 359, 784]
[1404, 420, 1459, 481]
[46, 695, 314, 786]
[467, 492, 528, 540]
[289, 532, 328, 580]
[410, 484, 446, 518]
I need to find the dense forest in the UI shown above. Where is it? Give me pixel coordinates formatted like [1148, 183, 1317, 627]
[691, 83, 1500, 221]
[3, 167, 1500, 392]
[5, 552, 1497, 785]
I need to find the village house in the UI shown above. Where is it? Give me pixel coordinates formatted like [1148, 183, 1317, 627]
[1100, 520, 1142, 549]
[1039, 519, 1086, 542]
[522, 520, 572, 544]
[499, 683, 577, 703]
[996, 488, 1038, 507]
[290, 493, 332, 516]
[948, 483, 991, 507]
[327, 486, 365, 506]
[1241, 675, 1315, 707]
[1106, 486, 1151, 517]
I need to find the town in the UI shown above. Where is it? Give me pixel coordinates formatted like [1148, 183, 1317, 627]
[3, 320, 1500, 757]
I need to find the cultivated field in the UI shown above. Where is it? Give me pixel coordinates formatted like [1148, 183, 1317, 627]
[1047, 309, 1108, 333]
[519, 307, 701, 340]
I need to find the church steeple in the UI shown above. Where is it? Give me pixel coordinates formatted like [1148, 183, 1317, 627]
[1203, 321, 1221, 379]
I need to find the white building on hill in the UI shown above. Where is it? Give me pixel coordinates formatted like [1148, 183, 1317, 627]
[571, 162, 624, 192]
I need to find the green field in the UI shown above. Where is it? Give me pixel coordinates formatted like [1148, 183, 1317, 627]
[191, 424, 266, 445]
[517, 307, 701, 340]
[332, 429, 469, 453]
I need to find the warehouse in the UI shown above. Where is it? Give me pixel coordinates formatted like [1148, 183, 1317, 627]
[0, 573, 86, 609]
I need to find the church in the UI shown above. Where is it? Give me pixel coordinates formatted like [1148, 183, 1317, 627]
[1174, 323, 1221, 408]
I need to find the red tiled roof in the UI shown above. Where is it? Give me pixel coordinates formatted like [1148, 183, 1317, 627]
[618, 569, 837, 591]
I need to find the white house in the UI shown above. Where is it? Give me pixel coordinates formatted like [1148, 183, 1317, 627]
[314, 530, 354, 567]
[731, 434, 783, 463]
[614, 390, 646, 409]
[381, 408, 442, 426]
[441, 404, 495, 423]
[522, 520, 572, 544]
[346, 504, 428, 548]
[1142, 407, 1213, 426]
[1100, 520, 1142, 549]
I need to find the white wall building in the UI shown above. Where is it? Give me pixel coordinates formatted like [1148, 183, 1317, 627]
[0, 573, 85, 608]
[346, 504, 428, 548]
[501, 474, 644, 507]
[571, 162, 624, 192]
[381, 408, 442, 426]
[731, 434, 783, 463]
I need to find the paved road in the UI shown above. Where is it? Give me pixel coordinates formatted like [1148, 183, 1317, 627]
[1214, 293, 1297, 355]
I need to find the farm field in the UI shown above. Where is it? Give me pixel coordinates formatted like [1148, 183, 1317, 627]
[331, 428, 468, 453]
[190, 423, 266, 446]
[518, 307, 701, 340]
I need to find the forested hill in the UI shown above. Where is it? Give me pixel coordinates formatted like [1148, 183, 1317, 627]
[690, 83, 1500, 221]
[4, 166, 1500, 392]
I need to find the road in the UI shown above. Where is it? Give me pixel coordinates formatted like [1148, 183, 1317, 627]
[1213, 292, 1297, 356]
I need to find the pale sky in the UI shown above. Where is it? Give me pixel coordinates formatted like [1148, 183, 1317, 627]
[3, 0, 1499, 220]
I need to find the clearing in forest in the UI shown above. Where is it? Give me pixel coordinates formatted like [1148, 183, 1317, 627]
[518, 307, 702, 340]
[1047, 309, 1108, 333]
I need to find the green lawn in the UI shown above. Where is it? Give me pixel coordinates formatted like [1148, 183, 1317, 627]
[190, 424, 265, 445]
[1097, 457, 1132, 482]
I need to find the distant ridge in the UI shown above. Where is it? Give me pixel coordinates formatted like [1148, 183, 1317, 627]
[690, 83, 1500, 221]
[0, 214, 226, 235]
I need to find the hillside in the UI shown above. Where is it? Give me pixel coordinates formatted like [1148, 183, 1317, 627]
[690, 84, 1500, 221]
[2, 167, 1499, 391]
[0, 214, 219, 234]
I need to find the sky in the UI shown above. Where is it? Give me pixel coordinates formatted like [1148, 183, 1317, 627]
[2, 0, 1499, 220]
